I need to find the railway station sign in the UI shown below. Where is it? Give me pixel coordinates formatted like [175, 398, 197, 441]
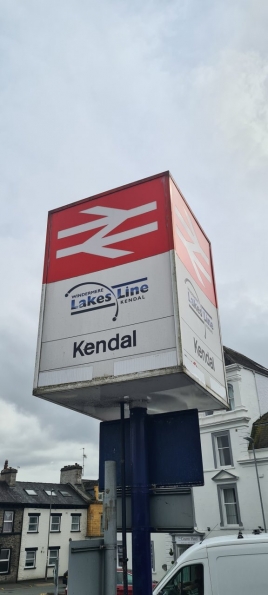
[33, 171, 227, 420]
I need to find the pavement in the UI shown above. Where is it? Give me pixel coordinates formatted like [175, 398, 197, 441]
[0, 580, 66, 595]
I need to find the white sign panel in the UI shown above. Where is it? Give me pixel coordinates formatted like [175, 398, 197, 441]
[34, 173, 227, 420]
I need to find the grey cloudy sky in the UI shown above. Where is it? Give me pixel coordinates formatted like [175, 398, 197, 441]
[1, 0, 268, 482]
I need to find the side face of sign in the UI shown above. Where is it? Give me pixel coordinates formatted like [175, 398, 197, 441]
[35, 174, 179, 393]
[170, 180, 227, 402]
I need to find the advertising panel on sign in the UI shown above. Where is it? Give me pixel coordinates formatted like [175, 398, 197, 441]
[33, 172, 227, 420]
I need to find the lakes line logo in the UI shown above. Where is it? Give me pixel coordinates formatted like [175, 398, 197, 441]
[65, 277, 149, 322]
[185, 278, 214, 337]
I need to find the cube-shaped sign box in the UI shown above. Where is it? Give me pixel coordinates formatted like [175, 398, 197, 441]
[33, 172, 227, 420]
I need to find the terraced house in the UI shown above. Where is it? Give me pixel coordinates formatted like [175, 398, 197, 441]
[0, 462, 89, 583]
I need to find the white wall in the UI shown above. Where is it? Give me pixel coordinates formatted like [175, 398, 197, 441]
[192, 364, 268, 539]
[239, 368, 261, 421]
[18, 507, 87, 581]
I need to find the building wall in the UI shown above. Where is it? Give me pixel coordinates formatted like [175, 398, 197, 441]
[239, 367, 261, 421]
[0, 507, 23, 583]
[192, 364, 268, 540]
[87, 502, 103, 537]
[17, 507, 87, 581]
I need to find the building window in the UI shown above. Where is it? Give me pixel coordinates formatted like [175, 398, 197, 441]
[25, 489, 37, 496]
[212, 431, 233, 468]
[223, 488, 238, 524]
[117, 543, 123, 567]
[71, 515, 80, 531]
[0, 549, 11, 574]
[218, 484, 242, 526]
[48, 549, 59, 566]
[28, 515, 39, 532]
[3, 511, 14, 533]
[25, 550, 36, 568]
[227, 383, 235, 410]
[50, 516, 61, 532]
[45, 490, 57, 496]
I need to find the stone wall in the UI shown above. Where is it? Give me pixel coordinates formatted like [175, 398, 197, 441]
[0, 507, 23, 583]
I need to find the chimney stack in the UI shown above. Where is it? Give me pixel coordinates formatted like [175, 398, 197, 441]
[60, 463, 82, 485]
[0, 461, 17, 486]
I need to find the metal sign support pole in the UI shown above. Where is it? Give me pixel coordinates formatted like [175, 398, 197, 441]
[130, 406, 152, 595]
[53, 559, 59, 595]
[104, 461, 117, 595]
[120, 402, 128, 595]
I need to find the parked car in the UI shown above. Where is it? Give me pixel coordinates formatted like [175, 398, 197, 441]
[117, 568, 133, 593]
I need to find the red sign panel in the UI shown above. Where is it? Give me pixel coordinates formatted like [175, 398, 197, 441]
[170, 182, 217, 307]
[43, 175, 173, 284]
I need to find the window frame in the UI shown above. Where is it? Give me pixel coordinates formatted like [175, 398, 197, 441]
[2, 511, 14, 533]
[227, 383, 235, 410]
[117, 543, 123, 568]
[0, 548, 11, 574]
[48, 548, 59, 567]
[28, 514, 40, 533]
[217, 483, 242, 527]
[212, 430, 233, 468]
[24, 549, 37, 569]
[50, 514, 61, 532]
[71, 514, 81, 532]
[25, 489, 37, 496]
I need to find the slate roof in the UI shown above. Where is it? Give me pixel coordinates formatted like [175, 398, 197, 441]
[0, 481, 88, 508]
[224, 346, 268, 378]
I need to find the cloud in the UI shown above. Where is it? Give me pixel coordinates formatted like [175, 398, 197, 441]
[1, 0, 268, 481]
[1, 398, 99, 482]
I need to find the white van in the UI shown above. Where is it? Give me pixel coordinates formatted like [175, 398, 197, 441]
[153, 534, 268, 595]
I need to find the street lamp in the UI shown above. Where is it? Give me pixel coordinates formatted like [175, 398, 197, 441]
[244, 437, 267, 532]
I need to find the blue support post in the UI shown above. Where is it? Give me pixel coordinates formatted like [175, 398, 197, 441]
[130, 406, 152, 595]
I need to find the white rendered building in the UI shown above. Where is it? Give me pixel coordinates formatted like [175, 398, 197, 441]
[188, 347, 268, 555]
[16, 481, 88, 581]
